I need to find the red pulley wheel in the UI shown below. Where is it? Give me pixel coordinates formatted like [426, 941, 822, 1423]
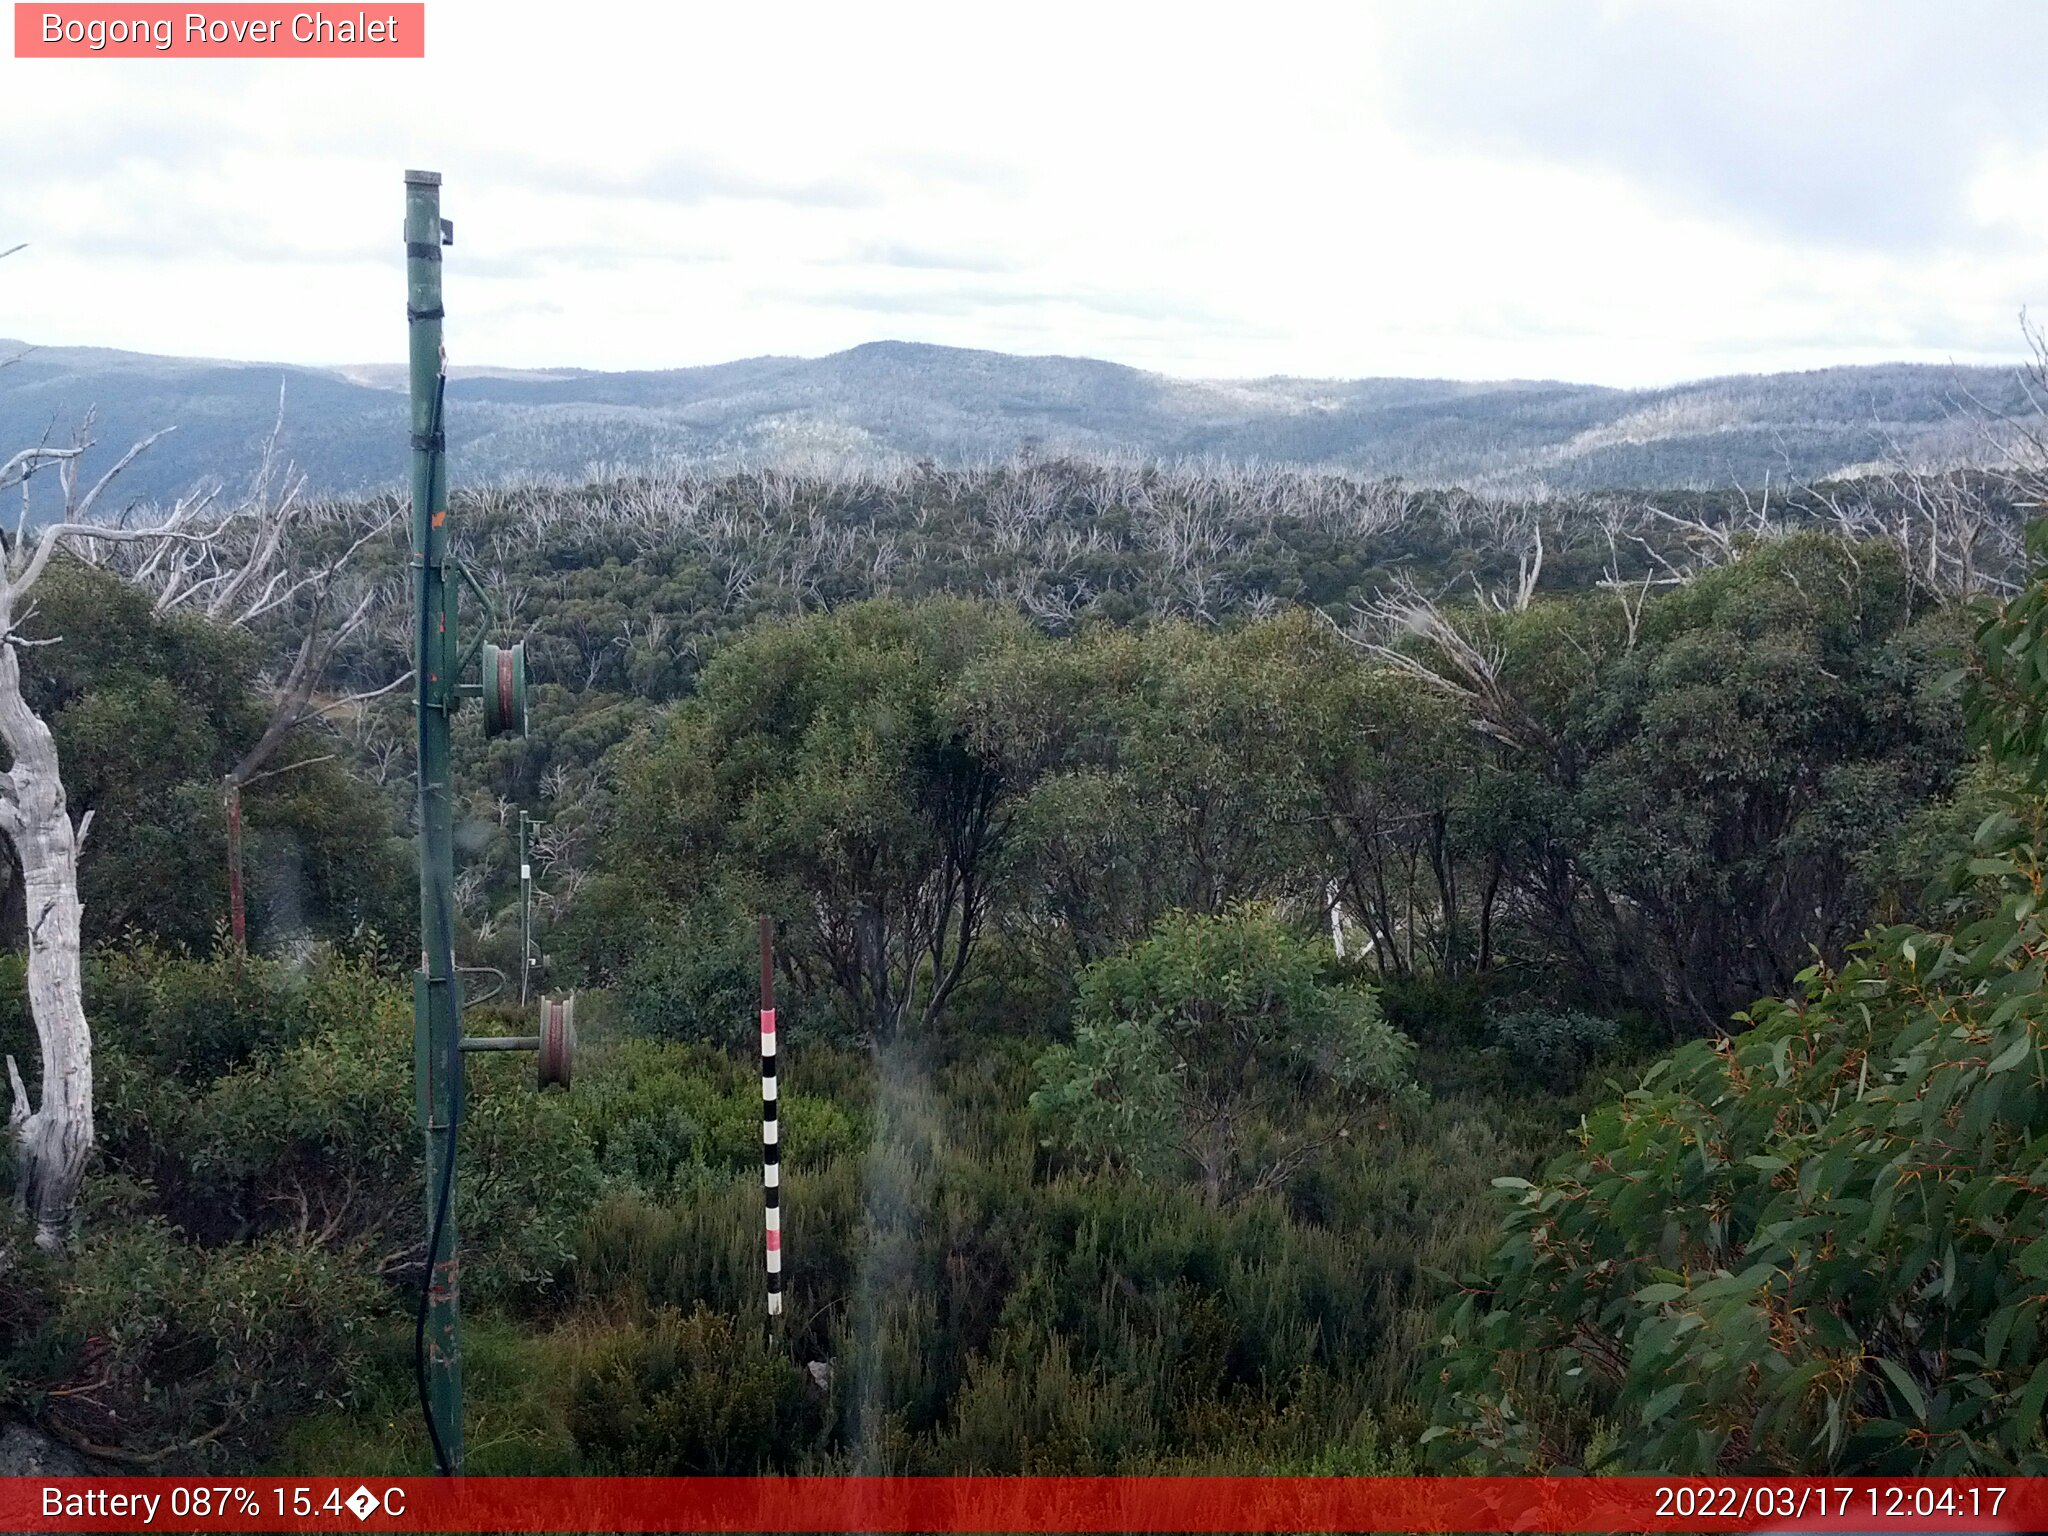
[538, 993, 575, 1089]
[480, 641, 528, 738]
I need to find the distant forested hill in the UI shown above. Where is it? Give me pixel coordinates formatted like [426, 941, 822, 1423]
[0, 335, 2030, 512]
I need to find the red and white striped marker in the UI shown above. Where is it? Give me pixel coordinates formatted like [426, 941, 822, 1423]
[759, 916, 782, 1318]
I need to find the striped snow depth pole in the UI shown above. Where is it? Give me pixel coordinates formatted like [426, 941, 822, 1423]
[759, 915, 783, 1318]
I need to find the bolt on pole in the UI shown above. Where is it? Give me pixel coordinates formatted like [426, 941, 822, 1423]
[405, 166, 463, 1476]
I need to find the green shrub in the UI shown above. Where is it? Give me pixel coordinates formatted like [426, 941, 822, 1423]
[88, 943, 316, 1086]
[574, 1152, 863, 1340]
[567, 1304, 824, 1472]
[39, 1221, 384, 1463]
[90, 948, 597, 1302]
[0, 952, 29, 1092]
[1033, 907, 1415, 1202]
[278, 1315, 590, 1476]
[615, 901, 758, 1049]
[1430, 894, 2048, 1473]
[1374, 972, 1494, 1052]
[572, 1038, 863, 1201]
[933, 1329, 1160, 1472]
[1484, 1005, 1621, 1092]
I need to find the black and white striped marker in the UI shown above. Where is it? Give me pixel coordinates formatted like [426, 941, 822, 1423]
[759, 915, 782, 1318]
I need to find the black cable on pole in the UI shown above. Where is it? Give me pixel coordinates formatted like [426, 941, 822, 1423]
[412, 372, 457, 1478]
[415, 1111, 457, 1475]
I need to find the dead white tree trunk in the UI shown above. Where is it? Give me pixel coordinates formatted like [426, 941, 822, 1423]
[0, 605, 91, 1252]
[0, 423, 221, 1256]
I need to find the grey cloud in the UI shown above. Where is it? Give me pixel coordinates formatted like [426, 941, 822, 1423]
[2, 104, 425, 184]
[879, 151, 1032, 196]
[788, 282, 1266, 334]
[507, 153, 879, 210]
[536, 144, 1027, 211]
[842, 242, 1018, 274]
[457, 244, 726, 280]
[0, 177, 385, 268]
[2, 112, 254, 180]
[1376, 0, 2048, 254]
[793, 284, 1047, 316]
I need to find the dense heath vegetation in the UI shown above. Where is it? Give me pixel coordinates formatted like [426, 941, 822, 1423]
[1, 452, 2045, 1476]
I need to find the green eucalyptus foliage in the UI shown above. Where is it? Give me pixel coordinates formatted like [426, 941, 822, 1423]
[1476, 534, 1964, 1034]
[3, 467, 2011, 1474]
[1971, 517, 2048, 779]
[86, 946, 599, 1298]
[961, 616, 1340, 963]
[1031, 908, 1416, 1203]
[599, 890, 760, 1049]
[12, 561, 409, 951]
[585, 554, 1959, 1047]
[1484, 1005, 1622, 1093]
[87, 942, 330, 1086]
[1425, 522, 2048, 1475]
[611, 598, 1040, 1045]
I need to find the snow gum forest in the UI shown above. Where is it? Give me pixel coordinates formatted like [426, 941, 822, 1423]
[3, 361, 2048, 1478]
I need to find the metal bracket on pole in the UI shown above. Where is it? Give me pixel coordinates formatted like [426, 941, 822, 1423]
[460, 991, 575, 1089]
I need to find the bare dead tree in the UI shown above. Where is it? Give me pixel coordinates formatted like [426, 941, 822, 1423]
[1017, 578, 1092, 631]
[1807, 459, 2021, 606]
[985, 467, 1059, 552]
[2005, 313, 2048, 506]
[109, 402, 407, 947]
[0, 423, 229, 1255]
[1476, 518, 1545, 613]
[345, 706, 407, 787]
[451, 866, 486, 919]
[1337, 578, 1557, 757]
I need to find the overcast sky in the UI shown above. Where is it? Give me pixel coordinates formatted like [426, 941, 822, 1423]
[3, 0, 2042, 386]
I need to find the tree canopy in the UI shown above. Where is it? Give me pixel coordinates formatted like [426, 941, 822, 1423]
[1425, 527, 2048, 1475]
[1032, 907, 1415, 1204]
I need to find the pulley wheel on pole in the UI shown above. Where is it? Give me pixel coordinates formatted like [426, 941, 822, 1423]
[481, 641, 528, 738]
[537, 993, 575, 1089]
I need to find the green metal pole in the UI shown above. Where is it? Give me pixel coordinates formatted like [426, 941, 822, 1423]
[405, 168, 463, 1474]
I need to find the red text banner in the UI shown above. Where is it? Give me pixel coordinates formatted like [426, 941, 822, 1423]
[4, 1476, 2046, 1533]
[14, 4, 424, 57]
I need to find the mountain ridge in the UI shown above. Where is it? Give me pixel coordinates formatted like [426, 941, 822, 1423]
[0, 335, 2027, 509]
